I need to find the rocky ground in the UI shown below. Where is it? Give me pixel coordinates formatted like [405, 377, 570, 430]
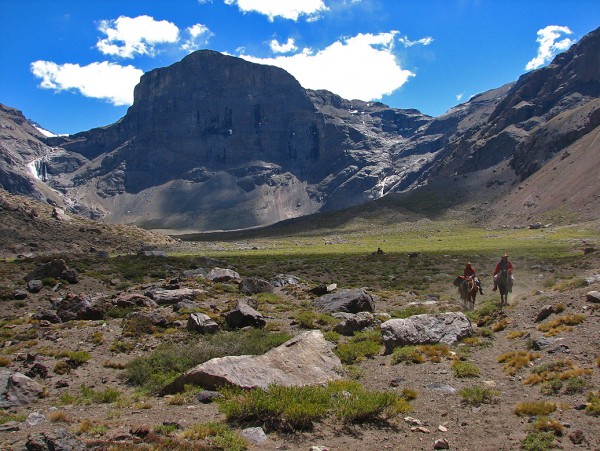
[0, 191, 599, 451]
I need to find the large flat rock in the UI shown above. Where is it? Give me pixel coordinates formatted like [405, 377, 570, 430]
[163, 330, 341, 393]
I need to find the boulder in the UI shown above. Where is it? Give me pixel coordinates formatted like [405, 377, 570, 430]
[12, 289, 28, 300]
[113, 293, 158, 308]
[26, 280, 43, 293]
[206, 268, 242, 283]
[182, 268, 208, 279]
[52, 294, 109, 321]
[32, 309, 62, 324]
[239, 277, 274, 295]
[145, 288, 205, 305]
[51, 207, 72, 222]
[24, 259, 77, 283]
[25, 428, 86, 451]
[586, 291, 600, 303]
[333, 311, 375, 336]
[187, 313, 219, 334]
[163, 330, 341, 393]
[0, 370, 44, 408]
[310, 283, 337, 296]
[173, 300, 201, 312]
[125, 311, 170, 328]
[224, 300, 266, 329]
[271, 274, 302, 287]
[313, 288, 374, 313]
[381, 313, 473, 353]
[535, 304, 555, 322]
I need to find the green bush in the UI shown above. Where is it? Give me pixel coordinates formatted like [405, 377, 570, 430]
[391, 346, 425, 365]
[335, 340, 380, 364]
[80, 384, 122, 404]
[522, 431, 556, 451]
[218, 380, 412, 431]
[181, 422, 248, 451]
[459, 385, 499, 406]
[452, 361, 480, 378]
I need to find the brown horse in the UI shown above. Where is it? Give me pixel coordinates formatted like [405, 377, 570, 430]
[454, 276, 478, 310]
[497, 269, 511, 306]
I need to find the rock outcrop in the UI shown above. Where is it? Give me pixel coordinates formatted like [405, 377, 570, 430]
[381, 312, 473, 353]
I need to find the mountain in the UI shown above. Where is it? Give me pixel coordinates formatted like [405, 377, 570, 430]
[1, 27, 599, 231]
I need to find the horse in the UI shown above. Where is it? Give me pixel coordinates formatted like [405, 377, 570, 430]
[496, 269, 511, 306]
[454, 276, 478, 310]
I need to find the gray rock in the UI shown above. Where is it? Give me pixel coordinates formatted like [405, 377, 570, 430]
[52, 293, 109, 321]
[25, 428, 86, 450]
[535, 304, 555, 322]
[531, 336, 554, 350]
[434, 438, 450, 449]
[224, 300, 266, 329]
[586, 291, 600, 303]
[425, 383, 457, 394]
[32, 309, 62, 324]
[145, 288, 205, 305]
[187, 313, 219, 334]
[125, 311, 170, 328]
[163, 330, 341, 392]
[113, 293, 158, 308]
[333, 311, 375, 336]
[206, 268, 242, 283]
[26, 280, 43, 293]
[182, 268, 207, 278]
[12, 289, 28, 300]
[310, 283, 338, 295]
[26, 411, 46, 426]
[0, 370, 44, 408]
[173, 300, 201, 312]
[51, 207, 71, 222]
[239, 277, 274, 295]
[271, 274, 302, 287]
[381, 313, 473, 353]
[195, 390, 223, 404]
[313, 288, 375, 313]
[24, 259, 77, 283]
[240, 427, 267, 444]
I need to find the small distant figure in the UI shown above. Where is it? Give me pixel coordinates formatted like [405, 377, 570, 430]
[493, 253, 514, 292]
[376, 247, 384, 255]
[463, 262, 484, 294]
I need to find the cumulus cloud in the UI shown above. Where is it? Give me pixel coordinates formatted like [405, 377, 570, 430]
[224, 0, 328, 22]
[31, 60, 143, 106]
[181, 23, 214, 52]
[270, 37, 298, 53]
[97, 15, 180, 58]
[525, 25, 574, 71]
[240, 31, 416, 101]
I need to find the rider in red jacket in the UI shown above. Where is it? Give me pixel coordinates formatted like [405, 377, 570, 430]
[493, 254, 513, 291]
[464, 262, 484, 294]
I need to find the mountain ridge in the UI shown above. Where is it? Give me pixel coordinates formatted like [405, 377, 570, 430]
[1, 26, 599, 231]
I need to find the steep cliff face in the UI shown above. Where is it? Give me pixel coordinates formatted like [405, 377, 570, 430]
[42, 51, 434, 229]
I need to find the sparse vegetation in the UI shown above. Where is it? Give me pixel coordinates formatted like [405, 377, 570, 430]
[522, 431, 557, 451]
[497, 351, 541, 376]
[218, 380, 412, 431]
[537, 314, 586, 336]
[459, 385, 499, 406]
[514, 401, 557, 417]
[452, 361, 480, 378]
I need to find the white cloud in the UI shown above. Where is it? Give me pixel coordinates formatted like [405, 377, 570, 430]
[31, 60, 143, 106]
[224, 0, 328, 22]
[398, 36, 433, 47]
[181, 23, 214, 52]
[525, 25, 574, 71]
[97, 15, 180, 58]
[270, 37, 298, 53]
[239, 31, 415, 101]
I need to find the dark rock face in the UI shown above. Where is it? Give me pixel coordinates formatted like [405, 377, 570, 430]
[313, 288, 375, 313]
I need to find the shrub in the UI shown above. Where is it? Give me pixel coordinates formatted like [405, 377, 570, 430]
[217, 381, 412, 431]
[532, 416, 563, 435]
[586, 392, 600, 416]
[459, 385, 499, 406]
[522, 431, 557, 451]
[294, 310, 337, 329]
[452, 361, 480, 378]
[109, 340, 135, 353]
[59, 350, 91, 367]
[79, 384, 122, 404]
[514, 401, 557, 417]
[491, 318, 511, 332]
[181, 422, 248, 451]
[537, 314, 585, 336]
[335, 340, 380, 364]
[497, 351, 540, 376]
[0, 356, 12, 367]
[391, 346, 425, 365]
[47, 411, 69, 422]
[506, 330, 527, 339]
[0, 412, 26, 424]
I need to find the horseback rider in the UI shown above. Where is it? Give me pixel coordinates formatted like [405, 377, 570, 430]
[493, 253, 513, 291]
[464, 262, 484, 295]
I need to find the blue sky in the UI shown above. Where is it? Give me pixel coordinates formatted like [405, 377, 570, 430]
[1, 0, 598, 135]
